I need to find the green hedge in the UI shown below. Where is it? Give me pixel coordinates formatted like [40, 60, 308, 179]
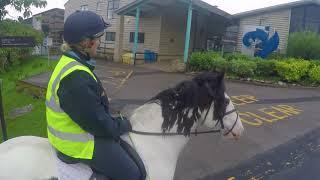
[275, 59, 311, 82]
[230, 60, 257, 78]
[188, 51, 320, 85]
[255, 59, 277, 77]
[309, 65, 320, 83]
[189, 51, 227, 71]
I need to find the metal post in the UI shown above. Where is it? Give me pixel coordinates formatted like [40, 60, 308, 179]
[47, 45, 50, 67]
[133, 6, 140, 65]
[184, 0, 193, 63]
[0, 80, 8, 142]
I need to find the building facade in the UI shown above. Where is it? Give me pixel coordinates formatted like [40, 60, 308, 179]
[234, 0, 320, 54]
[64, 0, 231, 63]
[26, 8, 65, 55]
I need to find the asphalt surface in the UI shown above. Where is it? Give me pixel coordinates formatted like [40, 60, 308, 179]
[202, 127, 320, 180]
[24, 60, 320, 180]
[105, 63, 320, 180]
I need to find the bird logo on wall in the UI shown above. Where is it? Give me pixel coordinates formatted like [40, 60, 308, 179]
[242, 27, 280, 58]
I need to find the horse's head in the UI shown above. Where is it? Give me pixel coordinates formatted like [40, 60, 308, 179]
[193, 72, 244, 139]
[152, 72, 244, 139]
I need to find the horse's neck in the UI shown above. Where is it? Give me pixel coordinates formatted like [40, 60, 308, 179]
[122, 103, 190, 180]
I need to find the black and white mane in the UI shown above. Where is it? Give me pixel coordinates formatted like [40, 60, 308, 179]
[150, 72, 227, 136]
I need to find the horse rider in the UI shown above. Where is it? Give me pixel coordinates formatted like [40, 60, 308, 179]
[45, 10, 142, 180]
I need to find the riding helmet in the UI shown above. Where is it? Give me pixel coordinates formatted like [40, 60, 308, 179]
[63, 10, 111, 44]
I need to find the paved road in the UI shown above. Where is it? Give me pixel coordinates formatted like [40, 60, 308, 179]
[27, 60, 320, 180]
[96, 62, 320, 180]
[203, 127, 320, 180]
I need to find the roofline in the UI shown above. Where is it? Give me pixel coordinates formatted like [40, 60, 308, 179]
[193, 0, 232, 19]
[115, 0, 231, 19]
[115, 0, 151, 15]
[234, 0, 320, 18]
[32, 8, 64, 17]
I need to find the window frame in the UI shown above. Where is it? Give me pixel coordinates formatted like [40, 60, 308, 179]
[105, 32, 116, 42]
[107, 0, 120, 19]
[80, 5, 89, 11]
[129, 32, 145, 44]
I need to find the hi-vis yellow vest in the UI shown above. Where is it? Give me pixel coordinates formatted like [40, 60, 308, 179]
[46, 55, 97, 159]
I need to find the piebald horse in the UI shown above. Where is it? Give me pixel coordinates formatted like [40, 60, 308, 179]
[0, 72, 244, 180]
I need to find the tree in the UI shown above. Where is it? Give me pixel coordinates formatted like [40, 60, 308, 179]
[0, 0, 47, 20]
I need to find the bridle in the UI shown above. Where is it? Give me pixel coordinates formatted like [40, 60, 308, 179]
[127, 83, 239, 137]
[128, 105, 238, 136]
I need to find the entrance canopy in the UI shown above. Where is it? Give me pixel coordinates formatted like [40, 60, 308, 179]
[116, 0, 231, 19]
[115, 0, 231, 63]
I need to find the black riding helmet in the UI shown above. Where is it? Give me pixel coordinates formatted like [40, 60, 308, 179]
[63, 10, 110, 44]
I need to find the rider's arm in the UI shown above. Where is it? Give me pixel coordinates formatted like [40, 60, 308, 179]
[57, 70, 131, 140]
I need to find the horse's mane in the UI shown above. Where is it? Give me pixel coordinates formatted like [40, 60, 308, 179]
[150, 72, 226, 136]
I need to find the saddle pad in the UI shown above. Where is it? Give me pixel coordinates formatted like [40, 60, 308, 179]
[56, 155, 93, 180]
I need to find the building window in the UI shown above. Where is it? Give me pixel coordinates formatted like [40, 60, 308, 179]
[96, 2, 102, 11]
[129, 32, 145, 43]
[107, 0, 120, 19]
[80, 5, 89, 11]
[290, 6, 320, 33]
[106, 32, 116, 42]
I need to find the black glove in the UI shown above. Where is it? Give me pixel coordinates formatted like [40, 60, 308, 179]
[115, 116, 132, 135]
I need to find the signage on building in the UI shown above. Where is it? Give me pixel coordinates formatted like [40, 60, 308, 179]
[242, 25, 279, 58]
[0, 36, 35, 47]
[43, 37, 53, 47]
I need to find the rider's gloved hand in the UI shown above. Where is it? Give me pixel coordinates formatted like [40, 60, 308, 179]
[115, 116, 132, 135]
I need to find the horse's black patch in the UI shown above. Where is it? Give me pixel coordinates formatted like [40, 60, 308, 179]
[150, 72, 227, 136]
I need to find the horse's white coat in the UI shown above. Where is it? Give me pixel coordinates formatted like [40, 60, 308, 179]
[122, 103, 190, 180]
[0, 136, 57, 180]
[0, 94, 244, 180]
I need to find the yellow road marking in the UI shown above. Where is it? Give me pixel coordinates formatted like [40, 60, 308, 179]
[239, 112, 264, 126]
[231, 95, 258, 106]
[258, 108, 288, 122]
[101, 80, 118, 86]
[227, 177, 236, 180]
[118, 70, 133, 89]
[239, 105, 303, 126]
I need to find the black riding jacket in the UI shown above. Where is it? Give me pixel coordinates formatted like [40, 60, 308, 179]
[57, 50, 130, 141]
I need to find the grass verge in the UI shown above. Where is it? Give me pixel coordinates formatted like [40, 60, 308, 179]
[0, 56, 57, 142]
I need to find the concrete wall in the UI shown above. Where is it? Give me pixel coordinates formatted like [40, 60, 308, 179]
[236, 9, 291, 54]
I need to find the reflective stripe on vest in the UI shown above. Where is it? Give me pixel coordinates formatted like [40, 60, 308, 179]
[47, 125, 94, 142]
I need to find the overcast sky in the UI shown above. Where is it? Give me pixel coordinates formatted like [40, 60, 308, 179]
[5, 0, 300, 19]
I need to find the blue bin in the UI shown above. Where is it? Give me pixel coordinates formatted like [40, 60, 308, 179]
[144, 50, 156, 63]
[144, 50, 150, 63]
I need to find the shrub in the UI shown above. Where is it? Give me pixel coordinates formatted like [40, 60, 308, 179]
[287, 31, 320, 60]
[230, 60, 257, 78]
[255, 59, 277, 77]
[224, 52, 252, 61]
[267, 53, 287, 60]
[311, 60, 320, 67]
[189, 51, 227, 72]
[308, 66, 320, 83]
[275, 59, 311, 82]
